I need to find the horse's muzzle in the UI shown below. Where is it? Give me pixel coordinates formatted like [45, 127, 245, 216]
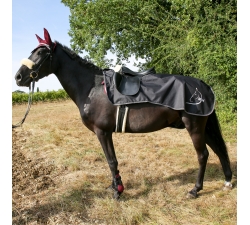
[15, 73, 31, 87]
[15, 73, 22, 83]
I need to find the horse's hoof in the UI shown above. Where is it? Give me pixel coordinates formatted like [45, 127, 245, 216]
[106, 186, 122, 200]
[106, 185, 114, 192]
[186, 190, 198, 199]
[223, 182, 233, 191]
[113, 191, 121, 200]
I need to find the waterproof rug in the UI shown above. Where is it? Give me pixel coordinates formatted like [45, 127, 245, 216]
[102, 69, 215, 116]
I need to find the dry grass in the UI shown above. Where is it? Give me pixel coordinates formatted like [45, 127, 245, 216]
[12, 100, 237, 225]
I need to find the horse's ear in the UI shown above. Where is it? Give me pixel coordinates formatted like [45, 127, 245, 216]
[35, 34, 44, 43]
[43, 28, 53, 46]
[34, 28, 56, 52]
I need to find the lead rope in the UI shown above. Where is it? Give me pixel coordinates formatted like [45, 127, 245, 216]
[12, 79, 35, 129]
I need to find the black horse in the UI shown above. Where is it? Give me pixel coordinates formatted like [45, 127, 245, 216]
[14, 28, 233, 199]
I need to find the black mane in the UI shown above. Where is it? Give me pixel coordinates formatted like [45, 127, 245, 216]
[55, 41, 102, 72]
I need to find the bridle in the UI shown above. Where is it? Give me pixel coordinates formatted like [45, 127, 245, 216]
[29, 48, 52, 79]
[12, 47, 53, 129]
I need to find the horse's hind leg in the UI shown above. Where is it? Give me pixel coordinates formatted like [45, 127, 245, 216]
[182, 113, 209, 198]
[95, 129, 124, 199]
[205, 134, 233, 190]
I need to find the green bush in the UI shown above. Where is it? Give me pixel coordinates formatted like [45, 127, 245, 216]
[12, 89, 70, 104]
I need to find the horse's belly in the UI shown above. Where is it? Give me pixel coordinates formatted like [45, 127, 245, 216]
[124, 104, 180, 133]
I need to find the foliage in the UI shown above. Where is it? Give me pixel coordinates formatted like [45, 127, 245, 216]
[12, 89, 69, 104]
[61, 0, 236, 123]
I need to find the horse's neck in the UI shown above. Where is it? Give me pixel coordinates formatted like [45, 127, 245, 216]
[54, 53, 101, 106]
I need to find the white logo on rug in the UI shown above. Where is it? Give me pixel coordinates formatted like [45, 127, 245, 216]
[186, 88, 205, 105]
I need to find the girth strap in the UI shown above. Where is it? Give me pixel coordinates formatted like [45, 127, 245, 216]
[115, 105, 129, 133]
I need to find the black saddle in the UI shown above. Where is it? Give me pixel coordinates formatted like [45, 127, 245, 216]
[114, 66, 156, 96]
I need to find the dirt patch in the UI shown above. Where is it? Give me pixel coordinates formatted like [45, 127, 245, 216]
[12, 129, 56, 224]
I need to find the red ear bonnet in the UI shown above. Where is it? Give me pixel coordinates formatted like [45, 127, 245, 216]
[32, 28, 56, 52]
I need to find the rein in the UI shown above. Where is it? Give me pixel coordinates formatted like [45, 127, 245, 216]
[12, 79, 36, 129]
[12, 49, 53, 129]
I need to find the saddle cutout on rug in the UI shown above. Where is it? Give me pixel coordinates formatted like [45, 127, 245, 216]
[113, 66, 156, 96]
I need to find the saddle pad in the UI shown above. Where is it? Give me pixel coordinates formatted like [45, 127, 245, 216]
[103, 69, 215, 116]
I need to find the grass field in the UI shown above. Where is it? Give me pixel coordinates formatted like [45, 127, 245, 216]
[12, 100, 237, 225]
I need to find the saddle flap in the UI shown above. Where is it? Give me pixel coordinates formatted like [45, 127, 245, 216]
[114, 73, 140, 96]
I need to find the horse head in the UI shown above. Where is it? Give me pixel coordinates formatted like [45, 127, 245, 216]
[15, 28, 56, 87]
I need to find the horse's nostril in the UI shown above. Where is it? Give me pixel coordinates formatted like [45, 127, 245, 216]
[16, 74, 22, 81]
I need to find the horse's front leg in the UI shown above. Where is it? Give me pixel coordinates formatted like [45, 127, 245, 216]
[96, 129, 124, 199]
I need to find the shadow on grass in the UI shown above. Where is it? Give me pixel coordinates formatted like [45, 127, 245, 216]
[12, 185, 112, 225]
[123, 160, 237, 200]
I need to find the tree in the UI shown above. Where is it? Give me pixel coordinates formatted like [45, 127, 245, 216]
[61, 0, 236, 121]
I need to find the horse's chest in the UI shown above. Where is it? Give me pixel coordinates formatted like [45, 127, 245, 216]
[81, 103, 93, 121]
[81, 88, 98, 119]
[80, 95, 104, 122]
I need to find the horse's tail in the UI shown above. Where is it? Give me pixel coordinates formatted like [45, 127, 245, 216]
[205, 110, 230, 162]
[205, 110, 232, 183]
